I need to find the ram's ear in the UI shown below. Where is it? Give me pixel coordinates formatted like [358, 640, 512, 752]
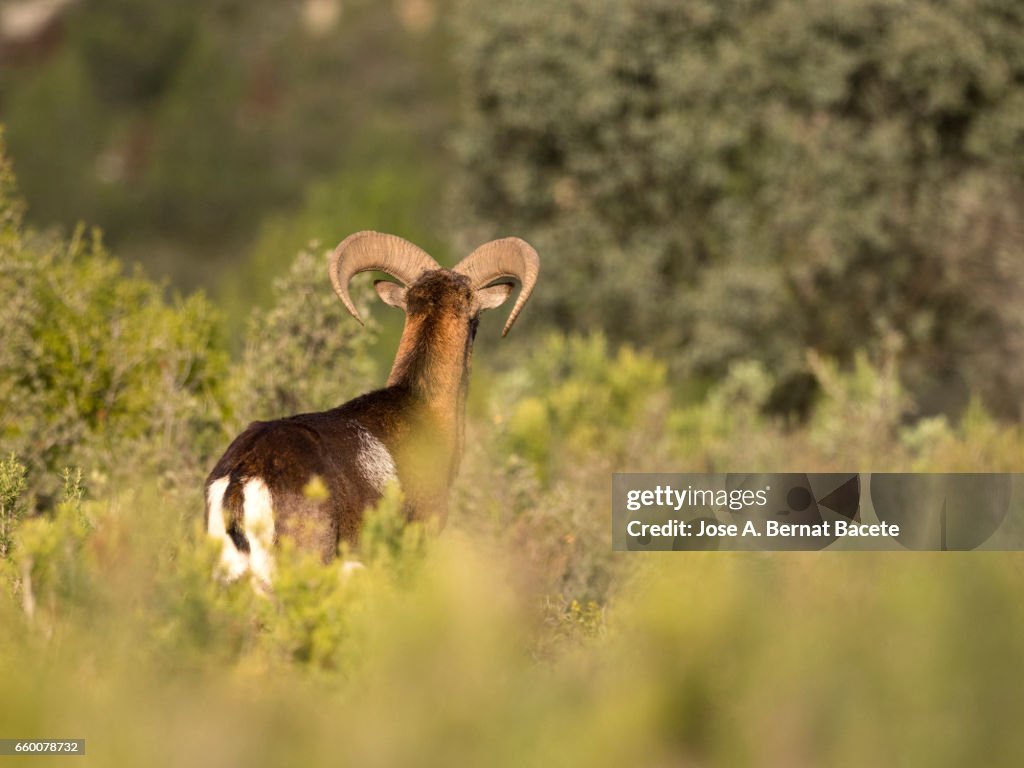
[374, 280, 407, 310]
[473, 282, 514, 313]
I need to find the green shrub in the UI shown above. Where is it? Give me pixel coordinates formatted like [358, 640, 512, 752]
[669, 348, 1024, 473]
[0, 454, 27, 560]
[496, 333, 669, 479]
[10, 468, 94, 629]
[0, 146, 227, 505]
[226, 245, 381, 428]
[669, 359, 778, 470]
[450, 334, 670, 610]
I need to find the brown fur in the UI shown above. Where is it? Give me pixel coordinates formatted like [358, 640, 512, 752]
[205, 269, 494, 563]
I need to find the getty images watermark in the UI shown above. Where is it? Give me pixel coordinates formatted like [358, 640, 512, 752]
[613, 474, 1021, 551]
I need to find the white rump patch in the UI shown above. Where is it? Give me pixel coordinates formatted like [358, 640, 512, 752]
[243, 477, 276, 587]
[206, 476, 248, 581]
[206, 476, 276, 589]
[357, 429, 398, 492]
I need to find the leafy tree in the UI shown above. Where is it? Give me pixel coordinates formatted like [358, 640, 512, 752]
[451, 0, 1024, 417]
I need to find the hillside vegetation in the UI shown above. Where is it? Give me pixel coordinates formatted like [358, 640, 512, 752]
[452, 0, 1024, 418]
[1, 0, 1022, 761]
[2, 147, 1024, 764]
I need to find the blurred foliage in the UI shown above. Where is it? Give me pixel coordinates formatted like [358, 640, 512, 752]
[220, 128, 448, 342]
[0, 0, 451, 290]
[451, 0, 1024, 418]
[2, 6, 1024, 761]
[3, 462, 1024, 765]
[73, 0, 203, 107]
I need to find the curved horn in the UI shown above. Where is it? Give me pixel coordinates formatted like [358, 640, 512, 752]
[329, 231, 441, 323]
[453, 238, 540, 336]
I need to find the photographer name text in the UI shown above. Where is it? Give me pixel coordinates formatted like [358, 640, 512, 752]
[626, 518, 900, 539]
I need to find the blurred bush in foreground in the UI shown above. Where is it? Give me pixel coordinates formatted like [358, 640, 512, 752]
[3, 473, 1024, 766]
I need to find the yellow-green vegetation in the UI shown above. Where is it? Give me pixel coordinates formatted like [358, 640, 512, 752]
[1, 0, 1022, 759]
[3, 469, 1024, 766]
[3, 150, 1024, 764]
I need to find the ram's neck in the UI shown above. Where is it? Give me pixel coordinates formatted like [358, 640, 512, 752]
[383, 312, 472, 506]
[386, 312, 471, 438]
